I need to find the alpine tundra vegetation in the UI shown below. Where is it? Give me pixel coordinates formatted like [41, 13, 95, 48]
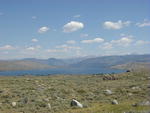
[0, 70, 149, 113]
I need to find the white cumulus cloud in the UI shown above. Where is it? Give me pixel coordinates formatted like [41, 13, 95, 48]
[63, 21, 84, 33]
[47, 49, 65, 53]
[135, 40, 150, 45]
[26, 45, 41, 51]
[56, 44, 81, 50]
[66, 40, 76, 44]
[73, 14, 81, 18]
[31, 38, 38, 42]
[0, 45, 15, 50]
[111, 36, 133, 46]
[47, 44, 81, 53]
[100, 42, 113, 50]
[26, 47, 35, 51]
[103, 20, 131, 29]
[80, 33, 89, 37]
[81, 38, 104, 44]
[38, 26, 49, 33]
[136, 19, 150, 27]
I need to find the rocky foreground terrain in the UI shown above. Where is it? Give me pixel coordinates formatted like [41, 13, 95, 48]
[0, 70, 150, 113]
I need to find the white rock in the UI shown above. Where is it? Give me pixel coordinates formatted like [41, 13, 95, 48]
[104, 89, 112, 95]
[12, 102, 17, 107]
[35, 80, 39, 83]
[112, 100, 118, 105]
[43, 98, 49, 102]
[128, 93, 133, 96]
[139, 101, 150, 106]
[132, 86, 140, 90]
[71, 99, 83, 108]
[47, 103, 51, 109]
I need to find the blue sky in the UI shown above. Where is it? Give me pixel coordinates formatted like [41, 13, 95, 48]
[0, 0, 150, 59]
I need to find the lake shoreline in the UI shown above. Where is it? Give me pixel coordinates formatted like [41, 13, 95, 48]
[0, 67, 126, 76]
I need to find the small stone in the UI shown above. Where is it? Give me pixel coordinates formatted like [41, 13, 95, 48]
[112, 100, 118, 105]
[22, 97, 28, 104]
[147, 77, 150, 80]
[128, 93, 133, 96]
[47, 103, 51, 109]
[131, 86, 140, 90]
[104, 89, 112, 95]
[43, 98, 49, 102]
[132, 103, 138, 107]
[132, 101, 150, 107]
[35, 80, 39, 83]
[139, 101, 150, 106]
[12, 102, 17, 107]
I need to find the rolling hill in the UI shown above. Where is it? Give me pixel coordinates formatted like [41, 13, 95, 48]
[70, 54, 150, 69]
[0, 60, 54, 71]
[111, 62, 150, 71]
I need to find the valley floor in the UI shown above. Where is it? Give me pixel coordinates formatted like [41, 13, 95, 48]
[0, 71, 149, 113]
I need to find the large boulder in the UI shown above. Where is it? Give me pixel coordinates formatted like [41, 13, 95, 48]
[112, 99, 118, 105]
[103, 75, 118, 80]
[70, 99, 83, 108]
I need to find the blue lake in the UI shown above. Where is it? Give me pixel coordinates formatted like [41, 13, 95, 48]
[0, 67, 125, 76]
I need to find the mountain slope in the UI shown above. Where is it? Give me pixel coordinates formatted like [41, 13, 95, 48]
[23, 58, 67, 66]
[0, 54, 150, 71]
[112, 62, 150, 71]
[70, 54, 150, 68]
[0, 60, 54, 71]
[23, 57, 86, 66]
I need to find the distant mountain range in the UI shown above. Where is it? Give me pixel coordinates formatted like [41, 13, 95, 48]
[23, 57, 85, 66]
[111, 62, 150, 71]
[70, 54, 150, 68]
[0, 54, 150, 71]
[0, 60, 53, 71]
[23, 58, 67, 67]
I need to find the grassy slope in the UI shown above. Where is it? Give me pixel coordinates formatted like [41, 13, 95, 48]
[111, 62, 150, 71]
[0, 71, 149, 113]
[0, 60, 54, 71]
